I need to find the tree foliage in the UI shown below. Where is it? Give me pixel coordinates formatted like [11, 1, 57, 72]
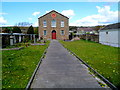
[2, 28, 10, 33]
[69, 26, 78, 31]
[12, 27, 22, 33]
[27, 25, 34, 34]
[94, 26, 104, 32]
[34, 27, 38, 35]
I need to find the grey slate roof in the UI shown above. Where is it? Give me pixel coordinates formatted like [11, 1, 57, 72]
[77, 27, 94, 32]
[100, 23, 120, 30]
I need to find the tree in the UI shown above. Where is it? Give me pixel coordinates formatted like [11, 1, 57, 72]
[12, 26, 22, 33]
[27, 25, 34, 34]
[69, 26, 77, 31]
[2, 28, 10, 33]
[94, 26, 104, 33]
[34, 27, 38, 35]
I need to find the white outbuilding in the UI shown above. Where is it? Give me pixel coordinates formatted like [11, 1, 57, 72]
[99, 23, 120, 47]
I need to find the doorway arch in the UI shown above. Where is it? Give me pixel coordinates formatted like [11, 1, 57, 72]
[52, 30, 56, 39]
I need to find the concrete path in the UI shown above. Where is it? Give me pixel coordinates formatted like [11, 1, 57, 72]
[31, 40, 101, 88]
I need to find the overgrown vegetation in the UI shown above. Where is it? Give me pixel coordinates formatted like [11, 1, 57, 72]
[60, 40, 120, 88]
[2, 41, 49, 88]
[12, 27, 22, 33]
[27, 25, 34, 34]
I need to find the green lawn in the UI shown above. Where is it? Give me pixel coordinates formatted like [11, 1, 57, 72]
[60, 40, 120, 87]
[2, 41, 49, 88]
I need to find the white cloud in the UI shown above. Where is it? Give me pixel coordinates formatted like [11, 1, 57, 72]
[28, 18, 32, 20]
[0, 12, 8, 15]
[33, 21, 38, 26]
[45, 9, 75, 18]
[87, 0, 119, 2]
[32, 12, 40, 16]
[46, 10, 51, 13]
[70, 6, 118, 26]
[61, 10, 75, 18]
[0, 17, 7, 24]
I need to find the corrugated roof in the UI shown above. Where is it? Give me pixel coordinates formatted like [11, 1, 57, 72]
[100, 23, 120, 30]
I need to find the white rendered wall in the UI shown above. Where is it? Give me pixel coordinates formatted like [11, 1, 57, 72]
[99, 29, 120, 47]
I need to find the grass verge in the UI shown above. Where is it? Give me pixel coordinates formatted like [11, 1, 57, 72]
[2, 41, 49, 88]
[60, 40, 120, 88]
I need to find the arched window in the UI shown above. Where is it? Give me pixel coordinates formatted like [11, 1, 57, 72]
[51, 20, 56, 27]
[43, 20, 47, 27]
[61, 20, 64, 27]
[43, 30, 47, 36]
[60, 30, 64, 35]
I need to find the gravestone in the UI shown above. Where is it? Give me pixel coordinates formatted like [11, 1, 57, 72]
[14, 36, 16, 44]
[30, 34, 32, 40]
[19, 35, 21, 42]
[33, 34, 36, 43]
[10, 35, 14, 45]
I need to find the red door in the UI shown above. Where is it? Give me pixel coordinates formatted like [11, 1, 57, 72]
[52, 32, 56, 39]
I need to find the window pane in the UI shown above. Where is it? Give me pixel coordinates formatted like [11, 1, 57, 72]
[44, 30, 47, 35]
[61, 21, 64, 27]
[43, 20, 47, 27]
[51, 20, 56, 27]
[61, 30, 64, 35]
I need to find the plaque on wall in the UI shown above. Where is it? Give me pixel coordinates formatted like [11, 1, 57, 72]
[51, 13, 56, 18]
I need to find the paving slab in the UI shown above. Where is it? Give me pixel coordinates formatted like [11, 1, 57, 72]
[31, 40, 102, 88]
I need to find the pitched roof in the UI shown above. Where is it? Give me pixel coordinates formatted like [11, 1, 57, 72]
[100, 23, 120, 30]
[38, 10, 69, 19]
[77, 27, 94, 32]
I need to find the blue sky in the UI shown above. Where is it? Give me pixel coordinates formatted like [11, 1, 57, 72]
[0, 2, 119, 26]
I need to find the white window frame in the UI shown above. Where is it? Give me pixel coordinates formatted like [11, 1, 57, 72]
[60, 30, 64, 35]
[43, 30, 47, 36]
[43, 20, 47, 27]
[51, 20, 56, 27]
[61, 20, 64, 27]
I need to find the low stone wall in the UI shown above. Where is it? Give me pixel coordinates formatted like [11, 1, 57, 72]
[79, 34, 99, 43]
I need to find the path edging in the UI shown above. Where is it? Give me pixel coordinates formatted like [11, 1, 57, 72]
[25, 44, 49, 90]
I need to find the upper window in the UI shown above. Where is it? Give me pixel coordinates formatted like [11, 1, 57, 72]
[51, 20, 56, 27]
[61, 30, 64, 35]
[43, 30, 47, 36]
[43, 20, 47, 27]
[61, 20, 64, 27]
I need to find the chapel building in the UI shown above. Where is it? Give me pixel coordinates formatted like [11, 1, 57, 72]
[38, 10, 69, 40]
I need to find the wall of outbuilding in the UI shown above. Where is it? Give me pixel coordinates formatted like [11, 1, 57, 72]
[99, 29, 120, 47]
